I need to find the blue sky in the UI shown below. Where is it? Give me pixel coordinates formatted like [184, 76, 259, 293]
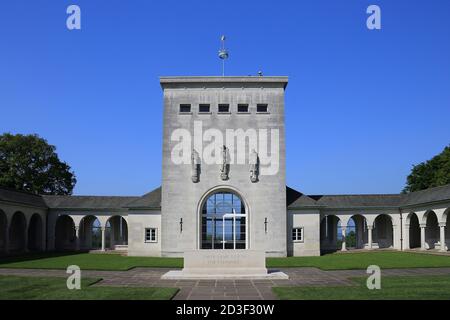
[1, 0, 449, 196]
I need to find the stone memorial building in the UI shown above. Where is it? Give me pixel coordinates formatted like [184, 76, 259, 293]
[1, 76, 449, 257]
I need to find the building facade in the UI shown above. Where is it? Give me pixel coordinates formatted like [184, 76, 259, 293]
[1, 76, 450, 257]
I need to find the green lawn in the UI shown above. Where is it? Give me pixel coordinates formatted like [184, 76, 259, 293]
[1, 251, 450, 271]
[267, 251, 450, 270]
[273, 275, 450, 300]
[0, 275, 178, 300]
[0, 252, 183, 270]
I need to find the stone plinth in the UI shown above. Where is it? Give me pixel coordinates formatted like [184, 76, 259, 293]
[161, 250, 288, 280]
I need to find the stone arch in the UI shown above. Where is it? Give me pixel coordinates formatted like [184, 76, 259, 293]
[55, 215, 76, 251]
[79, 215, 102, 250]
[0, 209, 7, 252]
[423, 210, 439, 249]
[28, 213, 43, 251]
[320, 215, 341, 253]
[406, 212, 421, 249]
[106, 215, 128, 249]
[346, 214, 368, 249]
[373, 214, 393, 248]
[198, 186, 248, 250]
[9, 211, 27, 252]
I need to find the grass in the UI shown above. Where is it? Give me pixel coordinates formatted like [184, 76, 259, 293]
[0, 252, 183, 270]
[1, 251, 450, 271]
[0, 275, 178, 300]
[267, 251, 450, 270]
[273, 275, 450, 300]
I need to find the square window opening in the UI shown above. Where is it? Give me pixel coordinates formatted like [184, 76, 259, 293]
[257, 104, 268, 113]
[292, 227, 304, 242]
[199, 104, 210, 113]
[218, 104, 230, 113]
[238, 104, 249, 113]
[179, 104, 191, 113]
[145, 228, 158, 243]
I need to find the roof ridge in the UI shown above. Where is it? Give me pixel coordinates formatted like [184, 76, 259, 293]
[309, 193, 403, 197]
[406, 183, 450, 195]
[0, 186, 43, 197]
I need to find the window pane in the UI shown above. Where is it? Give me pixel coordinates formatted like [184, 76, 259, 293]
[201, 191, 246, 249]
[180, 104, 191, 113]
[199, 104, 210, 113]
[218, 104, 229, 112]
[238, 104, 248, 112]
[257, 104, 268, 112]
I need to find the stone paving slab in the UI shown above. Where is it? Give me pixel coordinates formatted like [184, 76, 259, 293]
[1, 266, 450, 300]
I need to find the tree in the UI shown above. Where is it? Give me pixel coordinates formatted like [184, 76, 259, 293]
[0, 133, 76, 195]
[403, 145, 450, 193]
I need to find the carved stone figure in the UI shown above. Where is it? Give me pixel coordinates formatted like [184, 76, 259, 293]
[220, 145, 229, 180]
[191, 149, 201, 183]
[249, 149, 259, 183]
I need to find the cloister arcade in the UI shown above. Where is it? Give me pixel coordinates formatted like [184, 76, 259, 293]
[403, 208, 450, 251]
[320, 212, 397, 252]
[319, 207, 449, 253]
[52, 214, 129, 252]
[0, 207, 46, 254]
[0, 197, 449, 255]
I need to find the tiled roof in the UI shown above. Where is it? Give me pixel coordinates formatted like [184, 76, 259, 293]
[287, 184, 450, 209]
[124, 187, 161, 209]
[42, 195, 139, 209]
[400, 184, 450, 207]
[0, 187, 48, 208]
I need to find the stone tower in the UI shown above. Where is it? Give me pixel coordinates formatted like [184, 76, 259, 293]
[160, 76, 288, 257]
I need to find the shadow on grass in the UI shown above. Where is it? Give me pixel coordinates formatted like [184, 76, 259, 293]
[0, 251, 87, 265]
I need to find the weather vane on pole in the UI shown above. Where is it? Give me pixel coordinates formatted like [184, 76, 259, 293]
[218, 35, 229, 76]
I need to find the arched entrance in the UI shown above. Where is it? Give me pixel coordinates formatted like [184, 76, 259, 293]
[0, 210, 7, 252]
[424, 210, 439, 249]
[320, 215, 341, 252]
[9, 212, 27, 252]
[106, 216, 128, 249]
[55, 215, 76, 251]
[407, 212, 420, 249]
[28, 214, 43, 251]
[373, 214, 393, 248]
[79, 215, 102, 250]
[346, 215, 368, 249]
[200, 190, 247, 249]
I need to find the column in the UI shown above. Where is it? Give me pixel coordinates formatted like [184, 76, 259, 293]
[341, 226, 347, 251]
[101, 227, 106, 251]
[23, 227, 28, 253]
[392, 225, 397, 249]
[4, 227, 9, 254]
[75, 226, 80, 251]
[420, 224, 426, 250]
[439, 223, 446, 252]
[367, 225, 373, 249]
[403, 224, 410, 250]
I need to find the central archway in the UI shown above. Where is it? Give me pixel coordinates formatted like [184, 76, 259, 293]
[199, 189, 247, 250]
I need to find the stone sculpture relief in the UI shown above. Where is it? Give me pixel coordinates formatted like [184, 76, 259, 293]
[220, 145, 229, 180]
[191, 149, 201, 183]
[249, 149, 259, 183]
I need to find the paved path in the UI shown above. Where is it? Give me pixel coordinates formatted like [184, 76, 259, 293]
[1, 267, 450, 300]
